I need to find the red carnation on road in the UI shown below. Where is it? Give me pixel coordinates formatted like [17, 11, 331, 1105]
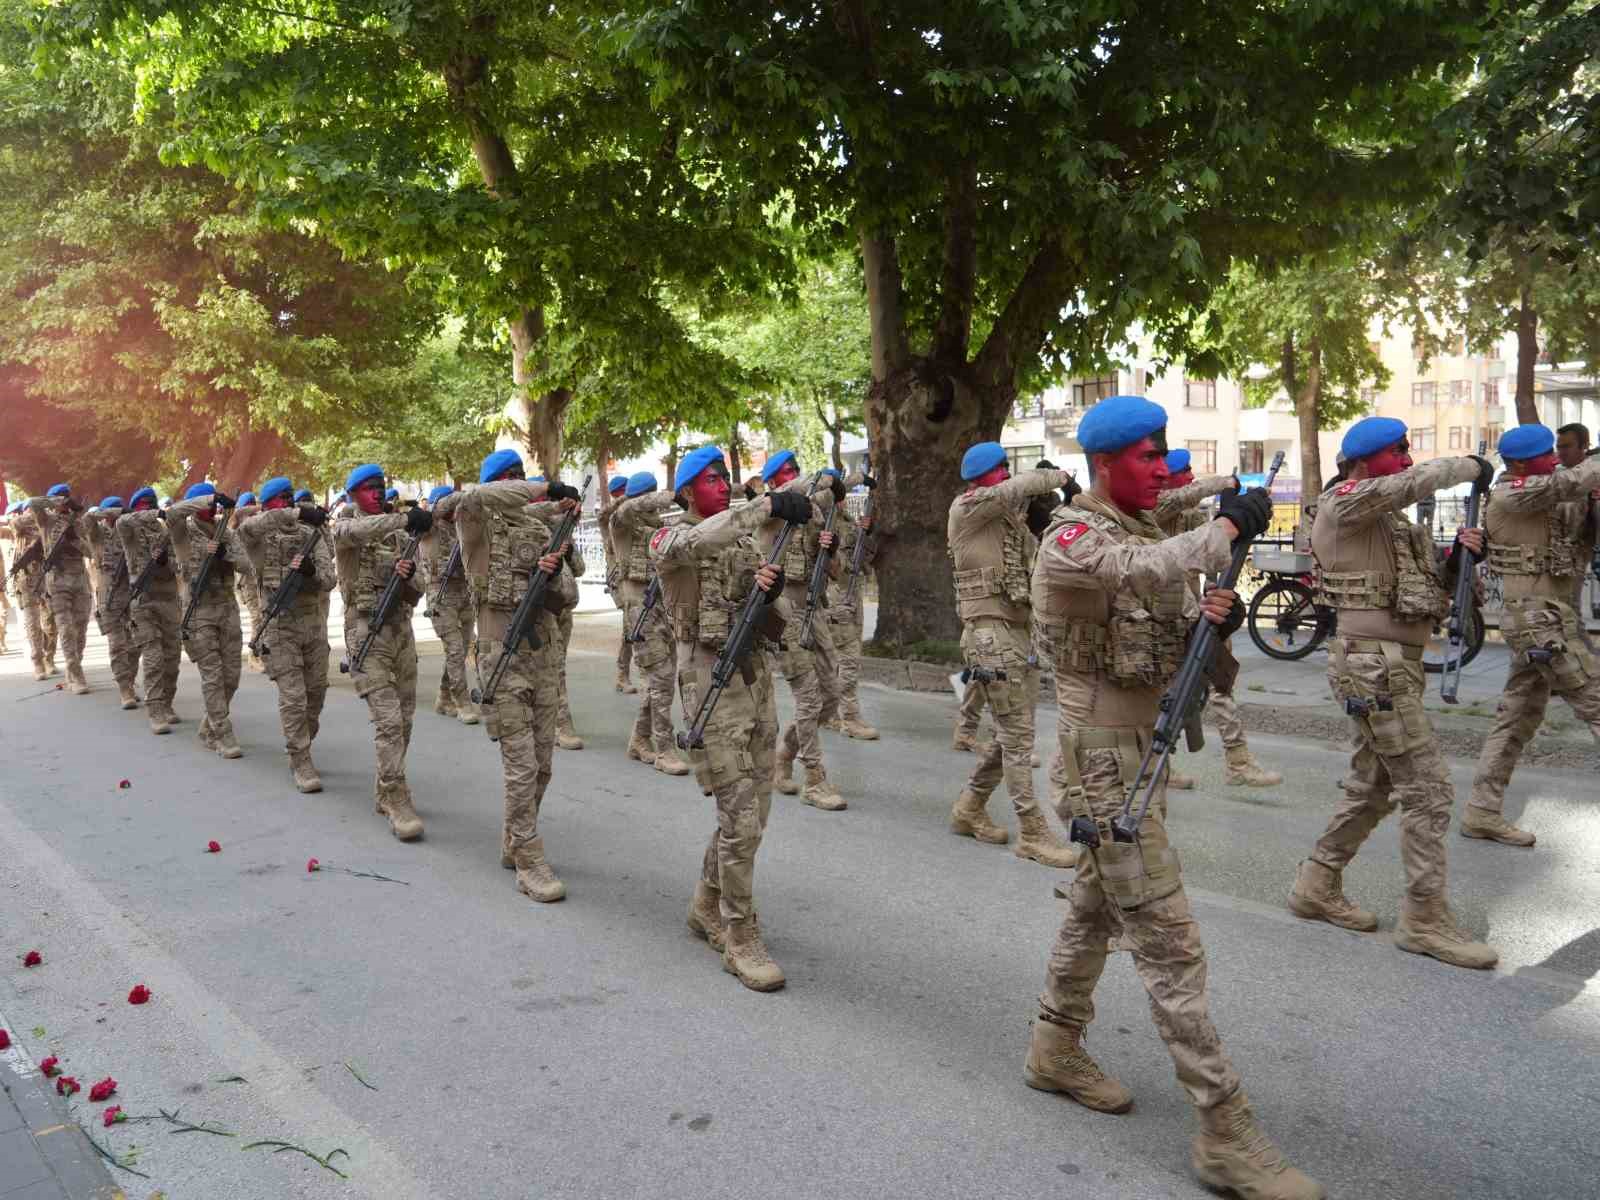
[118, 779, 130, 789]
[103, 1105, 125, 1127]
[22, 950, 42, 967]
[0, 1030, 10, 1050]
[307, 858, 320, 873]
[39, 1056, 59, 1077]
[55, 1075, 79, 1097]
[88, 1077, 117, 1102]
[206, 840, 221, 853]
[127, 984, 151, 1005]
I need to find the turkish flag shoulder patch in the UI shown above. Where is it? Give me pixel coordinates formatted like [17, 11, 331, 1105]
[1336, 481, 1360, 495]
[649, 527, 672, 551]
[1056, 523, 1090, 549]
[1510, 478, 1527, 489]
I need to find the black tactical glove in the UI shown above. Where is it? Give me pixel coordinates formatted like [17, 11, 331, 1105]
[830, 475, 847, 503]
[861, 473, 878, 490]
[405, 506, 434, 535]
[769, 490, 813, 524]
[1216, 595, 1246, 640]
[1061, 474, 1082, 505]
[546, 481, 581, 503]
[297, 504, 328, 528]
[298, 556, 317, 578]
[1216, 487, 1273, 543]
[743, 481, 760, 502]
[1468, 454, 1495, 491]
[214, 492, 236, 509]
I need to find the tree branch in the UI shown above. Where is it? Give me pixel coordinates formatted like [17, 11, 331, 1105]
[860, 227, 911, 381]
[972, 235, 1073, 394]
[931, 158, 978, 365]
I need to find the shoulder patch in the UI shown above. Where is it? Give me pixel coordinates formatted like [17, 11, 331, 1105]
[649, 527, 672, 551]
[1056, 523, 1090, 548]
[1335, 481, 1360, 495]
[1510, 478, 1527, 489]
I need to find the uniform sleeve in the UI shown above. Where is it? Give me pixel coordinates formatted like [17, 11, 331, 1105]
[1331, 458, 1480, 531]
[434, 491, 465, 521]
[116, 510, 162, 560]
[613, 491, 677, 534]
[652, 499, 770, 565]
[956, 469, 1073, 526]
[564, 538, 586, 578]
[474, 479, 548, 514]
[1489, 456, 1600, 514]
[1153, 475, 1233, 524]
[1040, 518, 1233, 595]
[333, 511, 409, 549]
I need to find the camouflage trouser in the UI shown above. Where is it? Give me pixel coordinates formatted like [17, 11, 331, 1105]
[955, 667, 987, 738]
[681, 661, 779, 924]
[348, 613, 418, 811]
[183, 597, 242, 743]
[428, 589, 476, 709]
[1470, 642, 1600, 814]
[960, 617, 1040, 820]
[626, 601, 677, 755]
[1208, 690, 1246, 749]
[556, 606, 576, 731]
[21, 597, 58, 669]
[616, 627, 633, 678]
[261, 601, 329, 754]
[102, 609, 139, 694]
[478, 634, 560, 852]
[46, 571, 93, 676]
[129, 596, 181, 718]
[777, 617, 841, 770]
[1312, 640, 1451, 902]
[828, 602, 865, 720]
[1041, 729, 1241, 1110]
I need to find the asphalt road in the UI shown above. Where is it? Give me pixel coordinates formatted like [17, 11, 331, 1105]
[1, 609, 1597, 1200]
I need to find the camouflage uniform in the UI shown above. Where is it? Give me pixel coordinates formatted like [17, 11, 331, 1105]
[554, 538, 586, 747]
[1467, 456, 1600, 842]
[236, 507, 336, 791]
[947, 468, 1074, 865]
[26, 499, 94, 694]
[827, 503, 878, 739]
[651, 498, 787, 990]
[598, 494, 635, 690]
[118, 509, 183, 730]
[335, 508, 425, 839]
[1290, 458, 1497, 969]
[85, 512, 141, 707]
[0, 536, 10, 654]
[455, 481, 577, 898]
[422, 495, 478, 723]
[233, 524, 265, 674]
[611, 491, 685, 770]
[167, 497, 245, 757]
[3, 512, 59, 678]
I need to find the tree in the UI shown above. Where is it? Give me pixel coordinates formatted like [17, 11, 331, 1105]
[618, 0, 1504, 641]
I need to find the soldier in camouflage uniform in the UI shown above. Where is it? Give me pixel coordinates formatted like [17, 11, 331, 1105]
[651, 445, 804, 991]
[421, 483, 479, 725]
[26, 486, 94, 695]
[555, 532, 586, 750]
[1287, 416, 1498, 971]
[946, 444, 1074, 866]
[85, 499, 141, 709]
[118, 486, 184, 731]
[598, 475, 638, 694]
[231, 491, 267, 674]
[452, 451, 581, 900]
[235, 477, 337, 793]
[1465, 425, 1600, 847]
[1155, 450, 1282, 789]
[1554, 423, 1599, 628]
[167, 483, 245, 759]
[3, 503, 60, 679]
[1027, 395, 1321, 1200]
[335, 463, 430, 841]
[611, 471, 688, 774]
[822, 489, 879, 740]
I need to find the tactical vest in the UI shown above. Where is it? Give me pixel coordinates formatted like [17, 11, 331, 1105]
[1487, 500, 1581, 580]
[480, 509, 548, 611]
[93, 529, 125, 582]
[186, 518, 236, 595]
[257, 524, 301, 597]
[624, 529, 651, 584]
[1033, 508, 1189, 688]
[952, 504, 1035, 620]
[664, 536, 761, 650]
[127, 520, 176, 586]
[1316, 515, 1450, 622]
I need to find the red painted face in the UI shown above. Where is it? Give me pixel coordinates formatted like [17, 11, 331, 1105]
[972, 463, 1010, 489]
[353, 480, 385, 515]
[769, 461, 800, 489]
[1361, 441, 1412, 478]
[1164, 469, 1195, 490]
[1100, 438, 1170, 512]
[131, 497, 155, 512]
[196, 505, 216, 524]
[263, 495, 290, 511]
[1520, 451, 1558, 477]
[688, 468, 731, 517]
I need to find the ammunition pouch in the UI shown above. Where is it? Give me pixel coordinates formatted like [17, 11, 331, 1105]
[1056, 726, 1182, 911]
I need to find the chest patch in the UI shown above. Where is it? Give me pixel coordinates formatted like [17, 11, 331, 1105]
[1056, 523, 1090, 549]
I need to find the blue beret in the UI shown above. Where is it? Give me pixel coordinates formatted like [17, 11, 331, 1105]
[608, 474, 628, 494]
[295, 489, 314, 503]
[129, 486, 158, 509]
[624, 471, 658, 498]
[820, 467, 842, 480]
[428, 485, 454, 505]
[1499, 423, 1554, 461]
[184, 482, 216, 501]
[480, 448, 522, 483]
[1077, 396, 1168, 455]
[530, 474, 547, 484]
[47, 483, 71, 497]
[237, 491, 256, 507]
[100, 495, 125, 510]
[1340, 416, 1408, 463]
[345, 463, 384, 492]
[960, 441, 1008, 481]
[1165, 449, 1192, 474]
[258, 477, 293, 504]
[382, 487, 397, 502]
[674, 445, 726, 491]
[761, 449, 797, 483]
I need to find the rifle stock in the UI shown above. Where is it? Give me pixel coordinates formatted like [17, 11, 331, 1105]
[626, 575, 661, 644]
[1440, 440, 1489, 704]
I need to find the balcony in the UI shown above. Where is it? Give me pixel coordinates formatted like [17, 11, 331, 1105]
[1237, 407, 1299, 442]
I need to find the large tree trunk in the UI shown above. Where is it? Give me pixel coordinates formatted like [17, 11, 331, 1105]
[216, 427, 285, 497]
[1514, 287, 1540, 425]
[1299, 336, 1324, 496]
[507, 308, 569, 476]
[727, 427, 743, 484]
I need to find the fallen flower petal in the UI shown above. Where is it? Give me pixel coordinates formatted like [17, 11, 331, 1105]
[89, 1077, 117, 1102]
[103, 1105, 125, 1127]
[23, 950, 42, 967]
[56, 1075, 79, 1097]
[118, 779, 131, 789]
[0, 1029, 9, 1050]
[39, 1056, 59, 1077]
[127, 985, 151, 1005]
[307, 858, 320, 873]
[206, 841, 221, 853]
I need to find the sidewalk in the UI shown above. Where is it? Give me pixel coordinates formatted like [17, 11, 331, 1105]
[0, 1037, 122, 1200]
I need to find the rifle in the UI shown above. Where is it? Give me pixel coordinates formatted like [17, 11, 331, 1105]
[180, 510, 232, 642]
[795, 499, 839, 649]
[96, 554, 129, 632]
[1080, 452, 1285, 848]
[842, 475, 875, 611]
[1440, 440, 1490, 704]
[626, 574, 661, 644]
[119, 531, 171, 619]
[678, 471, 825, 751]
[471, 474, 593, 708]
[423, 540, 462, 618]
[250, 528, 323, 657]
[341, 531, 426, 676]
[5, 539, 42, 588]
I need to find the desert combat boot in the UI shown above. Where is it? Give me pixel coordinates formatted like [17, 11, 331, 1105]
[1224, 745, 1283, 787]
[1014, 812, 1076, 868]
[722, 917, 785, 992]
[1286, 859, 1377, 931]
[950, 788, 1009, 844]
[1460, 805, 1535, 847]
[686, 881, 726, 952]
[1395, 895, 1498, 969]
[515, 837, 566, 903]
[1023, 1019, 1133, 1113]
[1192, 1090, 1324, 1200]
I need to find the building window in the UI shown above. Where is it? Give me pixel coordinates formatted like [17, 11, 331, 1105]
[1481, 381, 1499, 408]
[1239, 441, 1265, 474]
[1411, 382, 1437, 406]
[1071, 376, 1117, 408]
[1184, 377, 1217, 408]
[1005, 445, 1045, 475]
[1013, 395, 1044, 420]
[1185, 440, 1218, 474]
[1449, 380, 1471, 404]
[1447, 426, 1472, 450]
[1485, 424, 1504, 448]
[1410, 426, 1436, 452]
[1359, 387, 1380, 409]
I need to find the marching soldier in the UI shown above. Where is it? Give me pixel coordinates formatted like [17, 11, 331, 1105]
[650, 445, 802, 990]
[1025, 394, 1319, 1200]
[555, 530, 586, 750]
[1465, 424, 1600, 847]
[451, 449, 580, 900]
[598, 475, 638, 694]
[231, 491, 267, 674]
[85, 498, 142, 709]
[611, 471, 689, 774]
[822, 485, 879, 741]
[117, 486, 184, 730]
[26, 486, 94, 695]
[1156, 450, 1282, 789]
[167, 483, 245, 759]
[334, 463, 430, 841]
[1554, 423, 1600, 624]
[4, 501, 60, 679]
[764, 450, 847, 812]
[1286, 416, 1498, 970]
[235, 477, 337, 793]
[422, 483, 479, 725]
[946, 444, 1074, 866]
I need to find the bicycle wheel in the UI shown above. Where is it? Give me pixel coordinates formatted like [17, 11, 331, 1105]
[1247, 578, 1324, 661]
[1421, 608, 1486, 674]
